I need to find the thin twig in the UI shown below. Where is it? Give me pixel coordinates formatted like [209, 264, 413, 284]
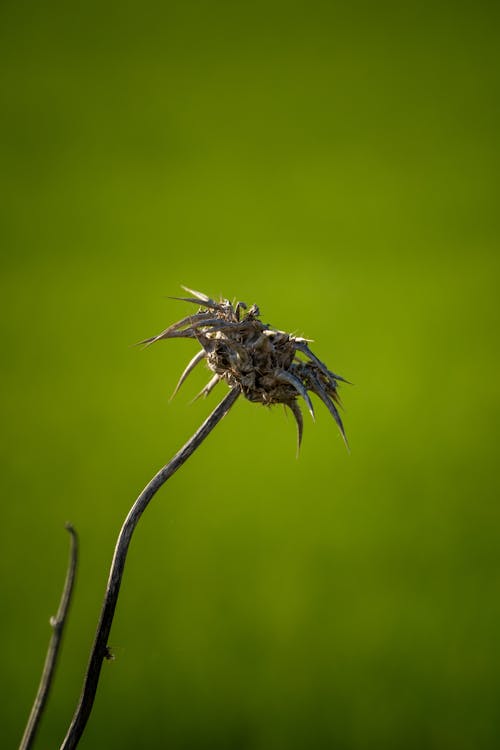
[19, 524, 78, 750]
[60, 386, 240, 750]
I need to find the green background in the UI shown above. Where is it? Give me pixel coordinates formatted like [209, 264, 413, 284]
[2, 1, 499, 748]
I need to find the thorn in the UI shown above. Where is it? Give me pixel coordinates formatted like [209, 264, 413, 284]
[180, 286, 218, 307]
[287, 401, 304, 457]
[276, 370, 315, 420]
[135, 329, 197, 347]
[136, 313, 217, 347]
[168, 296, 220, 311]
[170, 349, 206, 400]
[308, 373, 349, 450]
[191, 374, 220, 402]
[295, 341, 350, 384]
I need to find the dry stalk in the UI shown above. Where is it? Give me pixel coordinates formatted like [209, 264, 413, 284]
[19, 524, 78, 750]
[23, 286, 348, 749]
[59, 387, 239, 749]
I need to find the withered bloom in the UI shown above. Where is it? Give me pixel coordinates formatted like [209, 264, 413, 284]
[140, 286, 348, 451]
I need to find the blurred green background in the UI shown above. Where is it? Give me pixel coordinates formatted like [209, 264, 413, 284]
[1, 1, 499, 748]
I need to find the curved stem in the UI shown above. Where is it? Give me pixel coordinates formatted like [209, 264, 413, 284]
[20, 524, 78, 750]
[60, 386, 240, 750]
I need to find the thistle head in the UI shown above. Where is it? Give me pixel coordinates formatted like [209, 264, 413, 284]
[139, 286, 349, 452]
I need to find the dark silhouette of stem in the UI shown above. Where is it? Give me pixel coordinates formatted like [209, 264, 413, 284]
[60, 386, 240, 750]
[20, 524, 78, 750]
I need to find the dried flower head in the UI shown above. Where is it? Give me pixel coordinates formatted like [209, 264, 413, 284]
[140, 286, 348, 452]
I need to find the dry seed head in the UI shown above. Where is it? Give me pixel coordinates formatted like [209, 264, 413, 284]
[139, 286, 348, 451]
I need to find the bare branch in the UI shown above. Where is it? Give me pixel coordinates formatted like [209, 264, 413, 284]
[19, 524, 78, 750]
[59, 386, 241, 750]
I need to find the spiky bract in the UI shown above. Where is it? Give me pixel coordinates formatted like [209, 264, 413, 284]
[140, 286, 348, 451]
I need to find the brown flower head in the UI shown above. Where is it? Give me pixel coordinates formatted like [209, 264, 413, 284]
[140, 286, 349, 451]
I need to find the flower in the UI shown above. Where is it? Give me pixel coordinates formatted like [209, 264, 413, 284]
[140, 286, 348, 451]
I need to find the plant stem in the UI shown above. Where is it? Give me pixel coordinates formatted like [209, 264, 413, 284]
[60, 386, 240, 750]
[20, 524, 78, 750]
